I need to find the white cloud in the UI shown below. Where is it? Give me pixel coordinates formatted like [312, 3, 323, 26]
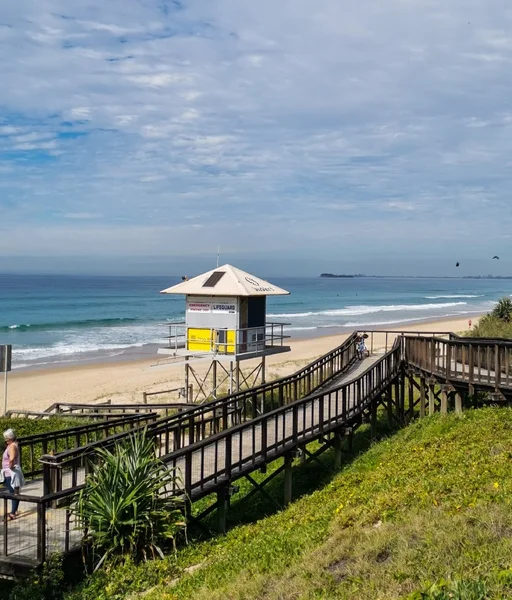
[69, 107, 91, 120]
[1, 0, 512, 269]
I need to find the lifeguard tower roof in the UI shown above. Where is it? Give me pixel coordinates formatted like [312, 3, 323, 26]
[160, 264, 289, 297]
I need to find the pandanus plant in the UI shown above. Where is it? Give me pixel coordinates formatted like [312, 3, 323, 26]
[75, 429, 186, 569]
[492, 297, 512, 323]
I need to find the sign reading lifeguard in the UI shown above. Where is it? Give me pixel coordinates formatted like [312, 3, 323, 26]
[212, 303, 236, 313]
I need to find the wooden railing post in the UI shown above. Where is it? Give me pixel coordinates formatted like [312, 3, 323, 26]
[222, 402, 228, 431]
[284, 454, 293, 506]
[440, 387, 448, 415]
[217, 486, 227, 535]
[188, 415, 195, 445]
[37, 501, 47, 563]
[333, 430, 343, 469]
[184, 453, 192, 495]
[495, 344, 501, 390]
[292, 404, 299, 445]
[261, 418, 267, 463]
[445, 343, 451, 378]
[318, 396, 324, 433]
[42, 461, 54, 496]
[428, 380, 436, 415]
[408, 374, 414, 421]
[419, 377, 426, 418]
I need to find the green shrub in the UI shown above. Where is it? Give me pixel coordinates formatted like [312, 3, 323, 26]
[63, 558, 180, 600]
[75, 429, 186, 568]
[470, 315, 512, 339]
[0, 417, 90, 439]
[468, 297, 512, 339]
[9, 554, 65, 600]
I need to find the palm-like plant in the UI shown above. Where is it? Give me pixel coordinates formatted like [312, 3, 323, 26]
[492, 297, 512, 323]
[75, 430, 186, 569]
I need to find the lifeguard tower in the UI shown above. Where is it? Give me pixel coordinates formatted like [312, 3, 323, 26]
[159, 264, 290, 401]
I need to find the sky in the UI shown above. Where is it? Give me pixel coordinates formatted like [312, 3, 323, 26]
[1, 0, 512, 277]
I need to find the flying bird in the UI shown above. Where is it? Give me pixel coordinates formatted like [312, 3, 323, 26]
[493, 256, 500, 260]
[456, 262, 460, 267]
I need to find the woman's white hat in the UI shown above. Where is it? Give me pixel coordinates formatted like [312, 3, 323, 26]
[3, 429, 16, 440]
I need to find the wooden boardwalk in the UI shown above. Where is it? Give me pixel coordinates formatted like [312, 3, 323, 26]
[4, 332, 512, 573]
[0, 354, 382, 566]
[176, 355, 384, 497]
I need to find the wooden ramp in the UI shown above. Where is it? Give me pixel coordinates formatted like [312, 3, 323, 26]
[0, 352, 384, 569]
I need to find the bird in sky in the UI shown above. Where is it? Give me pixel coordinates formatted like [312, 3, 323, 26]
[456, 262, 460, 267]
[493, 256, 500, 260]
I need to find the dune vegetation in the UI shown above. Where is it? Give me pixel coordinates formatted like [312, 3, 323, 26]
[55, 408, 512, 600]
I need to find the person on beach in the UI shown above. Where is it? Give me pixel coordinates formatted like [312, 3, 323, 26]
[2, 429, 24, 520]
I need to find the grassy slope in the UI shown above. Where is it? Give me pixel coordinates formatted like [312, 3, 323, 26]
[68, 409, 512, 600]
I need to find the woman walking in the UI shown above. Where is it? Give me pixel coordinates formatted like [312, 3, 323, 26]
[2, 429, 24, 520]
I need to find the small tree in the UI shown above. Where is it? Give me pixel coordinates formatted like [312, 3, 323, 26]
[492, 297, 512, 323]
[75, 430, 186, 569]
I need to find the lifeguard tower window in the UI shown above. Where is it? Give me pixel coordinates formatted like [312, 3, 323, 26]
[248, 296, 266, 328]
[202, 271, 225, 288]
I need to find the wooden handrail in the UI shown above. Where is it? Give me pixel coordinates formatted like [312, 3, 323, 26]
[40, 332, 361, 472]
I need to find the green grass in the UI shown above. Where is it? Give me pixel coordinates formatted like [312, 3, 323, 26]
[63, 407, 512, 600]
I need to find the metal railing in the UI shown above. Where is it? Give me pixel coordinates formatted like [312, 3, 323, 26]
[162, 322, 290, 356]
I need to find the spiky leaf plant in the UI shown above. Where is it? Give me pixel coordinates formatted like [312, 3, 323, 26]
[75, 429, 186, 569]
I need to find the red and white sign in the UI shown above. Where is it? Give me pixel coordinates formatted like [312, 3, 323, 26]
[187, 302, 211, 313]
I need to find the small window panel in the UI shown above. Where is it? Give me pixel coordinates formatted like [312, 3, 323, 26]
[203, 271, 226, 287]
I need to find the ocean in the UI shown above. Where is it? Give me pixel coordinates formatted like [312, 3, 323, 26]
[0, 274, 510, 370]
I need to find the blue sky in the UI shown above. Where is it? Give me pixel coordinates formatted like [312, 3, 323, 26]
[1, 0, 512, 276]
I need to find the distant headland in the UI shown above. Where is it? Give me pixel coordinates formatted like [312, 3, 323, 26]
[318, 274, 512, 279]
[320, 273, 366, 278]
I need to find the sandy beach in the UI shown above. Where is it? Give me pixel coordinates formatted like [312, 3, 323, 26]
[5, 316, 478, 414]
